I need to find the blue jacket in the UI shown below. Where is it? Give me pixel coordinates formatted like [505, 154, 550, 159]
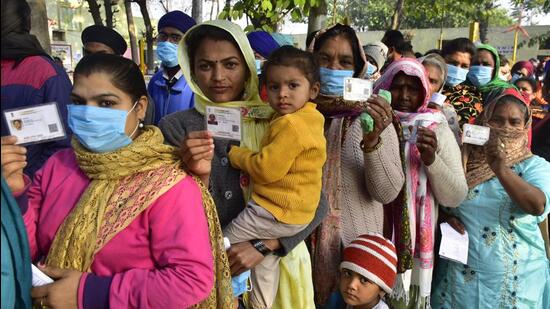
[147, 68, 194, 125]
[1, 56, 72, 177]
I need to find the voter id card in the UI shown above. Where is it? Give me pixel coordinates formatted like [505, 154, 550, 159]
[409, 120, 432, 144]
[205, 105, 242, 141]
[343, 78, 373, 101]
[462, 124, 490, 146]
[3, 102, 67, 146]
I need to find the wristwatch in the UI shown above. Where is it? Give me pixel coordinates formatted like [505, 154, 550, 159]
[249, 239, 272, 256]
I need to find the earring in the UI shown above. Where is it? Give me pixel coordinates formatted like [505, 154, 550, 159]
[138, 120, 144, 128]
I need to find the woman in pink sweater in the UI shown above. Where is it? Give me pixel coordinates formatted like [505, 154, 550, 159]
[0, 54, 224, 308]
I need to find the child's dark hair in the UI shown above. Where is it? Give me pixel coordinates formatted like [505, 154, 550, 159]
[381, 30, 405, 49]
[185, 25, 241, 74]
[262, 45, 320, 87]
[74, 53, 147, 102]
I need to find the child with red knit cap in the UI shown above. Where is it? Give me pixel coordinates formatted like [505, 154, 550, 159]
[339, 234, 398, 309]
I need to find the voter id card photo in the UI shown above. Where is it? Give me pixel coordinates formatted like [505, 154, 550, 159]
[3, 102, 66, 145]
[462, 124, 490, 146]
[343, 77, 373, 101]
[205, 105, 242, 141]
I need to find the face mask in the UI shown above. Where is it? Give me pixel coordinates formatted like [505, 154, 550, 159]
[511, 73, 521, 83]
[231, 270, 251, 297]
[319, 67, 354, 96]
[68, 103, 139, 153]
[156, 41, 179, 68]
[255, 59, 263, 75]
[467, 65, 493, 87]
[445, 64, 469, 87]
[365, 62, 377, 78]
[498, 74, 508, 81]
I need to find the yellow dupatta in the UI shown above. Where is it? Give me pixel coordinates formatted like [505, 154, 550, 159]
[46, 126, 233, 308]
[46, 127, 185, 271]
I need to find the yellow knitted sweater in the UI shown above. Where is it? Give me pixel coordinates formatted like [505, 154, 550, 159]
[228, 102, 326, 225]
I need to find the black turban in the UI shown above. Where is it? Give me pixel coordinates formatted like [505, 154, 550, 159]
[82, 25, 127, 55]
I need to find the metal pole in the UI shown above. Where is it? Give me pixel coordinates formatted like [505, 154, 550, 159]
[139, 39, 146, 75]
[512, 29, 519, 63]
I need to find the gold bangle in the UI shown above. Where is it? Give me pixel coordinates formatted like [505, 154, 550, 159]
[360, 137, 382, 153]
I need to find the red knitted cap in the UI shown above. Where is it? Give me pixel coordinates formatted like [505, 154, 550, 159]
[340, 233, 398, 294]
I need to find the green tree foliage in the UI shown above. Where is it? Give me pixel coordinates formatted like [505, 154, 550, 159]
[219, 0, 319, 32]
[344, 0, 514, 31]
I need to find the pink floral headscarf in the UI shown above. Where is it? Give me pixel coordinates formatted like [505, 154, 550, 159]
[374, 57, 432, 116]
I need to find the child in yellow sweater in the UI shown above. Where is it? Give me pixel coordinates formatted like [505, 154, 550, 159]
[226, 45, 326, 308]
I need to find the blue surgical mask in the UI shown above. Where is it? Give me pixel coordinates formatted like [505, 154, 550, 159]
[319, 67, 354, 96]
[365, 62, 377, 78]
[255, 59, 263, 75]
[231, 270, 251, 297]
[467, 65, 493, 87]
[446, 64, 469, 87]
[156, 41, 179, 68]
[511, 73, 521, 83]
[68, 104, 138, 153]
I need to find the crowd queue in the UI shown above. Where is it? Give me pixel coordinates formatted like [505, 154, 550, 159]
[1, 0, 549, 308]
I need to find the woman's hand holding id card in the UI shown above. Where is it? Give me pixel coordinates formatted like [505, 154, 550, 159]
[205, 106, 242, 141]
[3, 102, 66, 145]
[462, 124, 490, 146]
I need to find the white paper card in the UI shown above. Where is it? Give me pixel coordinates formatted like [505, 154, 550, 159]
[205, 106, 242, 141]
[429, 92, 447, 107]
[409, 119, 432, 144]
[462, 124, 490, 146]
[3, 102, 66, 145]
[439, 222, 469, 265]
[31, 264, 54, 287]
[343, 77, 373, 101]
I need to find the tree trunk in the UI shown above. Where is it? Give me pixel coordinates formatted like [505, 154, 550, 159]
[307, 0, 327, 35]
[104, 0, 114, 28]
[391, 0, 405, 30]
[125, 0, 139, 62]
[478, 1, 493, 43]
[225, 0, 231, 20]
[28, 0, 51, 53]
[210, 0, 214, 20]
[135, 0, 155, 74]
[192, 0, 203, 23]
[86, 0, 104, 26]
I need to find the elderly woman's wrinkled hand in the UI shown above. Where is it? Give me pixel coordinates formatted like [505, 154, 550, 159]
[179, 131, 215, 178]
[31, 265, 81, 309]
[1, 136, 27, 193]
[416, 127, 438, 166]
[363, 94, 393, 148]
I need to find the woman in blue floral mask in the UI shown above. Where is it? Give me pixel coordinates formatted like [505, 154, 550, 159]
[307, 24, 405, 308]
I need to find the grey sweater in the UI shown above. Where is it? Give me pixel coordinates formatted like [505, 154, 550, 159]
[159, 109, 328, 255]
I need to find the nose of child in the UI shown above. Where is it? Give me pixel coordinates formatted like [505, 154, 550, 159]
[347, 278, 359, 291]
[278, 87, 288, 98]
